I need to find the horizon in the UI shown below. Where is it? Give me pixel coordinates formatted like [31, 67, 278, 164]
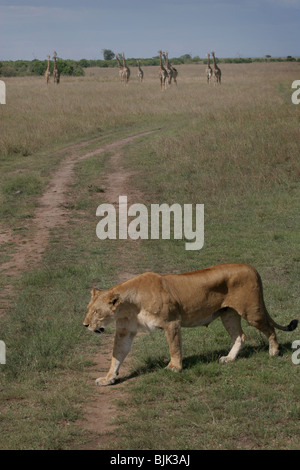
[0, 1, 299, 62]
[1, 54, 299, 63]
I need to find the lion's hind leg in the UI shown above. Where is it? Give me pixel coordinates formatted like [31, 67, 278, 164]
[247, 314, 279, 357]
[219, 308, 246, 363]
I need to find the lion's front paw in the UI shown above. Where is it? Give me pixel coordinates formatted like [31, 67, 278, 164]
[165, 363, 182, 373]
[95, 376, 116, 386]
[219, 355, 232, 363]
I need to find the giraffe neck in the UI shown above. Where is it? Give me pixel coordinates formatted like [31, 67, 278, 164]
[116, 55, 122, 69]
[159, 53, 164, 68]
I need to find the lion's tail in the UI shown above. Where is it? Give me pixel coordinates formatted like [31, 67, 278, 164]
[257, 272, 299, 332]
[268, 316, 298, 332]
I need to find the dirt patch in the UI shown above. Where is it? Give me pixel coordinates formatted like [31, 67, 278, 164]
[76, 332, 138, 450]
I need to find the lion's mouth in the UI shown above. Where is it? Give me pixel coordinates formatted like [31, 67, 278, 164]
[84, 324, 105, 334]
[94, 328, 105, 334]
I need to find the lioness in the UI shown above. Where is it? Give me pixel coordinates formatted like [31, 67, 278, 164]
[83, 263, 298, 386]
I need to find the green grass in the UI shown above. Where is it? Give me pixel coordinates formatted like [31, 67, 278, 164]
[108, 323, 299, 450]
[0, 62, 299, 450]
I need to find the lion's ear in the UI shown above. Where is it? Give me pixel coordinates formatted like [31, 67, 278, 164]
[108, 293, 120, 310]
[91, 288, 101, 298]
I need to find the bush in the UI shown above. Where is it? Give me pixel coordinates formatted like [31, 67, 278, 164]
[0, 59, 84, 77]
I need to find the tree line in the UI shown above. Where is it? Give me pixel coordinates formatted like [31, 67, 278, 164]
[0, 58, 85, 77]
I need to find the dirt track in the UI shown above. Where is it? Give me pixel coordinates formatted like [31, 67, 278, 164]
[0, 129, 157, 449]
[1, 130, 154, 281]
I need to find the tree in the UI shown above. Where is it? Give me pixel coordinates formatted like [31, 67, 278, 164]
[102, 49, 115, 60]
[180, 54, 192, 60]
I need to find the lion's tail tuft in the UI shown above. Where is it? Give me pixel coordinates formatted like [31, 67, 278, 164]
[287, 319, 298, 331]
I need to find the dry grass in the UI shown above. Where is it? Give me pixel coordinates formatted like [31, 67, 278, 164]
[1, 62, 299, 159]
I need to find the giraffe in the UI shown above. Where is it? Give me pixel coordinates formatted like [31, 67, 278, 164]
[158, 50, 168, 91]
[115, 54, 125, 82]
[45, 55, 51, 85]
[166, 52, 178, 86]
[53, 51, 60, 84]
[211, 51, 221, 85]
[163, 51, 173, 85]
[206, 53, 213, 84]
[164, 52, 178, 86]
[136, 59, 144, 82]
[121, 52, 130, 84]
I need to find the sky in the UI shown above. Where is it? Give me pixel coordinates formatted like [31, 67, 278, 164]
[0, 0, 299, 61]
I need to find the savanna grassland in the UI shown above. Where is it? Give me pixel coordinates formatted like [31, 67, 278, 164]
[0, 62, 299, 450]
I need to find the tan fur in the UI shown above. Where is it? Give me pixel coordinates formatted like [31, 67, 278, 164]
[83, 263, 298, 386]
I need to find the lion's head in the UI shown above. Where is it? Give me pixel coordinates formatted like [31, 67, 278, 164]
[83, 288, 120, 334]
